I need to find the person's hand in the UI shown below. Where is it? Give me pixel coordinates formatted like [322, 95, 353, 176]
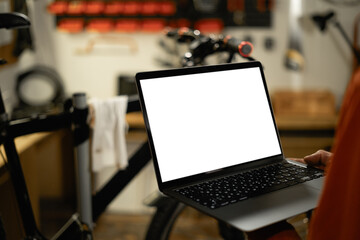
[291, 150, 332, 170]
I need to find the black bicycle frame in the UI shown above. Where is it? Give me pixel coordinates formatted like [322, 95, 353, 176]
[0, 91, 151, 239]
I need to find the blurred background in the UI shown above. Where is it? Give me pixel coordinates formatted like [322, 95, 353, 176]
[0, 0, 359, 239]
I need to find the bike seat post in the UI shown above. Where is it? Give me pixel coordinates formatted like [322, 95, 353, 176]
[72, 93, 93, 230]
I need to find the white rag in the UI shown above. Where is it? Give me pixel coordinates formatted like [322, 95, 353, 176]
[89, 96, 129, 172]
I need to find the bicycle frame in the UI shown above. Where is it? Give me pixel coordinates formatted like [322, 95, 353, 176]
[0, 90, 151, 239]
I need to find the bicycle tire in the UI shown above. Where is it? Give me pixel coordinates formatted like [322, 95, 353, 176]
[145, 197, 185, 240]
[145, 196, 245, 240]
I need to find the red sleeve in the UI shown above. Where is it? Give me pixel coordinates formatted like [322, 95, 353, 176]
[308, 68, 360, 239]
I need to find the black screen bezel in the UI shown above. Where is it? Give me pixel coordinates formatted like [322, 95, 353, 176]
[135, 61, 284, 191]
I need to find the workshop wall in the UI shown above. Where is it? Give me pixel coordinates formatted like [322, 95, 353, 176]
[25, 0, 360, 107]
[2, 0, 359, 110]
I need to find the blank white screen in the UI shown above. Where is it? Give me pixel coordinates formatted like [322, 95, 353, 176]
[140, 67, 282, 182]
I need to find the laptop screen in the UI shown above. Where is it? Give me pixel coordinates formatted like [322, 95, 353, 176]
[137, 63, 282, 183]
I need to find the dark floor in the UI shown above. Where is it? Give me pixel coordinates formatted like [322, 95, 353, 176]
[92, 209, 308, 240]
[40, 201, 308, 240]
[41, 203, 225, 240]
[93, 207, 224, 240]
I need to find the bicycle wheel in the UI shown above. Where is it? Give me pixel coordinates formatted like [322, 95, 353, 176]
[145, 197, 185, 240]
[145, 196, 245, 240]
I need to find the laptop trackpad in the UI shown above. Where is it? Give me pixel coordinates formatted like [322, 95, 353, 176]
[213, 184, 321, 232]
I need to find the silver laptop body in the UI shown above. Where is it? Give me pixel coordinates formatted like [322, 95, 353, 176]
[135, 61, 324, 231]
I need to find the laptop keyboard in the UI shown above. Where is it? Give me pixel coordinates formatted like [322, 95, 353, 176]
[175, 162, 324, 209]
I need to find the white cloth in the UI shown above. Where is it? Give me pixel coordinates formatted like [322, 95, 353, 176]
[89, 96, 128, 172]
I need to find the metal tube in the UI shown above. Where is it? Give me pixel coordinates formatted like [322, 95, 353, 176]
[72, 93, 93, 229]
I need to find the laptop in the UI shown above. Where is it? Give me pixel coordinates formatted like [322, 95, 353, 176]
[135, 61, 324, 231]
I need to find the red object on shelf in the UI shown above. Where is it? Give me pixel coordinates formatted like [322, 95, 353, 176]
[194, 19, 224, 33]
[160, 1, 176, 16]
[123, 1, 141, 15]
[227, 0, 244, 12]
[141, 19, 166, 32]
[87, 19, 114, 33]
[167, 20, 177, 28]
[67, 1, 86, 15]
[257, 0, 274, 12]
[47, 1, 68, 15]
[104, 1, 124, 15]
[141, 2, 159, 16]
[115, 19, 140, 32]
[176, 18, 191, 28]
[57, 19, 84, 33]
[167, 18, 190, 29]
[85, 1, 105, 15]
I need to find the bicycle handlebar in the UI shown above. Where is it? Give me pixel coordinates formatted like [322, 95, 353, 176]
[164, 28, 255, 67]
